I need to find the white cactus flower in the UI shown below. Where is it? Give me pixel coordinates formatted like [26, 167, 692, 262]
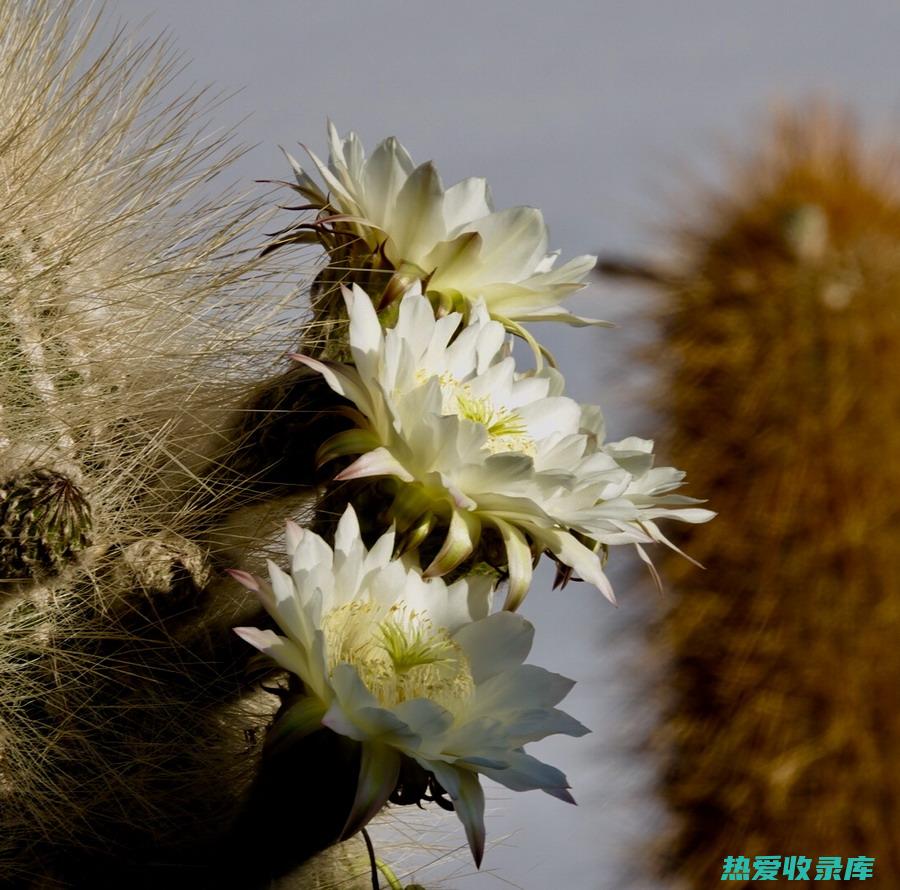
[232, 506, 588, 865]
[288, 123, 603, 335]
[294, 286, 714, 609]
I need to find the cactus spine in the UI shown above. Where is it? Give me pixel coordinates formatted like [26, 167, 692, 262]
[0, 2, 376, 886]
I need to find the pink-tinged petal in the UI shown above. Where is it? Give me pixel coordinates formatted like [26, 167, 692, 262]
[340, 743, 402, 841]
[226, 568, 259, 592]
[423, 509, 480, 578]
[232, 627, 309, 681]
[334, 447, 414, 483]
[452, 612, 534, 683]
[228, 570, 277, 616]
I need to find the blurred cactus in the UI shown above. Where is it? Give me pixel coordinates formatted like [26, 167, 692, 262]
[0, 2, 370, 887]
[613, 105, 900, 886]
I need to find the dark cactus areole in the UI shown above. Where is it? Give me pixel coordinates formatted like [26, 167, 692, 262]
[0, 468, 91, 581]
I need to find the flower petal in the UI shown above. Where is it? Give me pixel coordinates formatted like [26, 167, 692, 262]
[452, 611, 534, 683]
[390, 161, 446, 264]
[528, 525, 616, 603]
[423, 508, 480, 578]
[501, 707, 591, 745]
[265, 696, 328, 755]
[477, 748, 576, 804]
[443, 176, 493, 231]
[426, 761, 487, 867]
[392, 698, 454, 740]
[335, 447, 415, 483]
[363, 136, 415, 227]
[474, 664, 577, 712]
[465, 206, 549, 285]
[491, 517, 534, 612]
[439, 574, 494, 631]
[233, 627, 310, 682]
[340, 742, 402, 840]
[343, 284, 384, 380]
[289, 353, 371, 412]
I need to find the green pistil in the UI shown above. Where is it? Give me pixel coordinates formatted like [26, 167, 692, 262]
[378, 619, 453, 673]
[455, 391, 528, 439]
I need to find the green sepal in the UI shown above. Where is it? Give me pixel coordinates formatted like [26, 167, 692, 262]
[316, 429, 380, 467]
[424, 509, 481, 578]
[265, 696, 328, 757]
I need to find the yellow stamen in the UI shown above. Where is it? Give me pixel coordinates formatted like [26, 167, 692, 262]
[322, 601, 475, 714]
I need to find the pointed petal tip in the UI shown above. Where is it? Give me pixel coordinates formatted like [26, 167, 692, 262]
[226, 568, 259, 592]
[232, 625, 261, 646]
[501, 585, 526, 612]
[285, 518, 304, 539]
[537, 781, 577, 805]
[332, 448, 405, 483]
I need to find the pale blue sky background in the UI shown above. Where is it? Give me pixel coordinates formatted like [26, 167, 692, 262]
[109, 3, 900, 887]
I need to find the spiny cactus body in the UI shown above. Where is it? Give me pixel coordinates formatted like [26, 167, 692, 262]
[0, 3, 368, 886]
[640, 106, 900, 886]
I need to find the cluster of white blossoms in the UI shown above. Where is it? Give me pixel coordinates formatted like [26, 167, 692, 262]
[235, 127, 713, 867]
[233, 507, 587, 865]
